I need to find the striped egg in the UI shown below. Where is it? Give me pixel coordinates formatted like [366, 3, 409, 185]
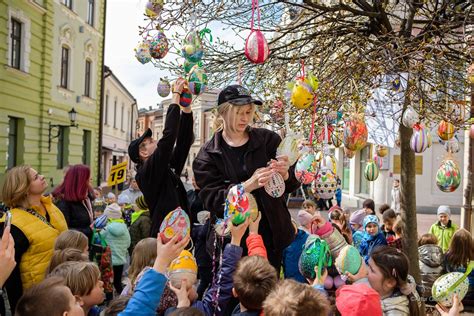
[410, 124, 429, 153]
[364, 160, 379, 181]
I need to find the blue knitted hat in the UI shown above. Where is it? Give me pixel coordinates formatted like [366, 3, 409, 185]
[363, 215, 379, 231]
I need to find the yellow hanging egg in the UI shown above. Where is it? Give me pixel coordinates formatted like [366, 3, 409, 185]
[290, 79, 314, 109]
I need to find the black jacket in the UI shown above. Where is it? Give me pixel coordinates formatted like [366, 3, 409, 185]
[192, 127, 300, 263]
[55, 198, 93, 240]
[136, 104, 194, 237]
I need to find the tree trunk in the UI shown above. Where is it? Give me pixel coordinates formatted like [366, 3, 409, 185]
[462, 83, 473, 230]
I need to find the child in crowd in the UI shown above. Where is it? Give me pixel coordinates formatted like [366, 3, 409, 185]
[128, 196, 151, 256]
[93, 187, 103, 200]
[15, 276, 84, 316]
[381, 208, 397, 241]
[117, 195, 133, 227]
[282, 220, 308, 283]
[418, 233, 443, 300]
[302, 199, 318, 215]
[46, 248, 89, 275]
[105, 192, 117, 205]
[349, 209, 366, 249]
[335, 283, 382, 316]
[391, 179, 401, 214]
[378, 203, 390, 215]
[359, 215, 387, 264]
[263, 279, 330, 316]
[101, 203, 131, 295]
[296, 209, 313, 233]
[362, 199, 375, 215]
[55, 229, 90, 255]
[102, 296, 131, 316]
[429, 205, 458, 252]
[387, 218, 403, 250]
[329, 206, 352, 244]
[443, 228, 474, 302]
[49, 261, 105, 316]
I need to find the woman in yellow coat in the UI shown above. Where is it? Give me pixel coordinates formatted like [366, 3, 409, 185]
[1, 165, 68, 311]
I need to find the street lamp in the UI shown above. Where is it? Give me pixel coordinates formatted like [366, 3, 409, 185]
[48, 107, 79, 152]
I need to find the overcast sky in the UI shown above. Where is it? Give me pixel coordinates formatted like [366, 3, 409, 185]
[104, 1, 246, 109]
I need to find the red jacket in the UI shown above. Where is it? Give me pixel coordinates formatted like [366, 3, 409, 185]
[247, 233, 267, 259]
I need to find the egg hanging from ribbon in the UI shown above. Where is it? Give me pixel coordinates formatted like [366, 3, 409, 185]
[159, 207, 190, 243]
[135, 40, 152, 64]
[402, 106, 419, 128]
[264, 172, 286, 198]
[376, 145, 388, 157]
[343, 115, 368, 151]
[444, 138, 460, 154]
[157, 78, 171, 97]
[149, 29, 169, 60]
[295, 150, 318, 184]
[289, 78, 315, 110]
[437, 120, 455, 141]
[245, 29, 269, 64]
[410, 123, 429, 153]
[436, 158, 461, 193]
[364, 160, 379, 181]
[277, 134, 302, 166]
[144, 0, 163, 19]
[312, 167, 337, 199]
[187, 65, 208, 95]
[182, 31, 204, 63]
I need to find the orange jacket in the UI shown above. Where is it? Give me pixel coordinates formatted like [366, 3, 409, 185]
[246, 233, 267, 259]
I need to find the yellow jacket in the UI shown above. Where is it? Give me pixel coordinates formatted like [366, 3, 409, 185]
[5, 196, 68, 289]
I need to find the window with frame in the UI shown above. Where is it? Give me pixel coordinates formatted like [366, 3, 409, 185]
[10, 18, 22, 69]
[105, 95, 109, 124]
[87, 0, 95, 26]
[82, 130, 91, 165]
[8, 117, 19, 169]
[61, 0, 72, 9]
[84, 60, 91, 97]
[57, 126, 67, 169]
[60, 46, 69, 89]
[113, 99, 117, 128]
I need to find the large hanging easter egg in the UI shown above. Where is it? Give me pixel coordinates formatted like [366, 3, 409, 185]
[187, 65, 208, 95]
[277, 134, 302, 166]
[244, 30, 269, 64]
[159, 207, 190, 243]
[144, 0, 163, 18]
[410, 123, 429, 153]
[376, 145, 388, 157]
[179, 87, 192, 108]
[432, 272, 470, 307]
[436, 159, 461, 193]
[295, 151, 318, 184]
[157, 78, 170, 97]
[331, 129, 343, 148]
[135, 40, 152, 64]
[335, 245, 362, 276]
[149, 30, 169, 60]
[444, 138, 460, 154]
[343, 116, 368, 151]
[438, 120, 455, 141]
[298, 235, 332, 280]
[344, 147, 355, 158]
[312, 167, 337, 200]
[290, 79, 314, 109]
[264, 172, 286, 198]
[402, 106, 419, 128]
[364, 161, 379, 181]
[182, 31, 204, 63]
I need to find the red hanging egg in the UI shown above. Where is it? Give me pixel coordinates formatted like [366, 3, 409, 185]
[245, 30, 269, 64]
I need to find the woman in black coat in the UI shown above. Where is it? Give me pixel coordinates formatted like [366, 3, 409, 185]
[192, 85, 300, 270]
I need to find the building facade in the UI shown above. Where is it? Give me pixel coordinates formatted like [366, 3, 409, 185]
[101, 66, 138, 185]
[0, 0, 105, 191]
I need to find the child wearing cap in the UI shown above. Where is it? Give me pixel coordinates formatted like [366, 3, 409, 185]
[358, 215, 387, 264]
[428, 205, 458, 252]
[336, 283, 382, 316]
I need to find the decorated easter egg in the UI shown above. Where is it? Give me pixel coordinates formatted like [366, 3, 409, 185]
[320, 155, 337, 175]
[312, 167, 337, 200]
[182, 31, 204, 63]
[276, 134, 302, 166]
[225, 184, 251, 225]
[432, 272, 469, 307]
[168, 250, 198, 289]
[376, 145, 388, 157]
[144, 0, 163, 18]
[157, 78, 171, 97]
[438, 120, 455, 141]
[149, 30, 169, 60]
[402, 106, 419, 128]
[410, 123, 429, 153]
[246, 193, 259, 221]
[290, 79, 314, 109]
[187, 65, 208, 95]
[244, 29, 269, 64]
[444, 138, 460, 154]
[344, 147, 355, 158]
[335, 245, 362, 276]
[436, 159, 461, 193]
[179, 87, 192, 108]
[331, 129, 343, 148]
[364, 160, 379, 181]
[298, 235, 332, 280]
[264, 172, 286, 198]
[343, 116, 368, 151]
[135, 40, 152, 64]
[295, 151, 318, 184]
[159, 207, 190, 243]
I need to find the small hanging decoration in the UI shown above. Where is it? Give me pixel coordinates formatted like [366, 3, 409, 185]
[182, 30, 204, 63]
[402, 106, 419, 128]
[264, 172, 286, 198]
[287, 60, 319, 109]
[295, 150, 318, 185]
[444, 138, 460, 154]
[364, 160, 379, 181]
[437, 120, 455, 141]
[410, 123, 429, 153]
[187, 65, 208, 95]
[244, 0, 269, 64]
[343, 114, 368, 151]
[376, 145, 388, 157]
[179, 86, 192, 108]
[344, 147, 355, 159]
[157, 78, 171, 97]
[436, 158, 461, 193]
[312, 167, 337, 200]
[159, 207, 191, 243]
[135, 40, 152, 64]
[149, 28, 169, 60]
[276, 134, 302, 166]
[144, 0, 163, 19]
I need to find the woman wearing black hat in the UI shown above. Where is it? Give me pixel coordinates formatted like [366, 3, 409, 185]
[192, 85, 300, 269]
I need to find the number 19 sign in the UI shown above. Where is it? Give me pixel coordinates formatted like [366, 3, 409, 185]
[107, 161, 128, 187]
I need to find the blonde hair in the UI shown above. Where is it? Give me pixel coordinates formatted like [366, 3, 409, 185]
[2, 165, 32, 208]
[129, 238, 157, 288]
[54, 230, 89, 252]
[49, 261, 100, 297]
[212, 102, 257, 133]
[46, 248, 89, 275]
[263, 279, 330, 316]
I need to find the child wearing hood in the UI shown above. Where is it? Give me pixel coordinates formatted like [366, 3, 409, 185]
[101, 203, 131, 294]
[358, 215, 387, 264]
[349, 209, 366, 249]
[418, 233, 443, 300]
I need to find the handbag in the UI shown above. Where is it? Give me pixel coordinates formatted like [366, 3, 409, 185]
[90, 229, 114, 295]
